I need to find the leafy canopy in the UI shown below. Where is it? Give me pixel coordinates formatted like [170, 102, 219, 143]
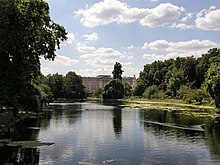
[0, 0, 67, 110]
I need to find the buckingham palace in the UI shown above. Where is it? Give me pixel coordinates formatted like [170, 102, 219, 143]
[82, 75, 136, 93]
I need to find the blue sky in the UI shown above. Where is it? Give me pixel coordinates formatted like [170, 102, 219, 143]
[41, 0, 220, 77]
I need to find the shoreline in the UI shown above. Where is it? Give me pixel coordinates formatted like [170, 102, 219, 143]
[121, 98, 217, 118]
[0, 110, 32, 136]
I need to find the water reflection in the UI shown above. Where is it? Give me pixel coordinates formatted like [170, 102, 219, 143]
[113, 107, 122, 139]
[0, 101, 220, 164]
[205, 121, 220, 156]
[0, 146, 39, 164]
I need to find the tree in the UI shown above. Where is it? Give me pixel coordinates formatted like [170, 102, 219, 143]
[196, 48, 220, 88]
[102, 79, 124, 99]
[205, 62, 220, 109]
[167, 67, 186, 96]
[133, 80, 145, 96]
[123, 82, 132, 97]
[112, 62, 124, 80]
[64, 72, 86, 99]
[0, 0, 67, 110]
[47, 73, 65, 99]
[182, 56, 199, 87]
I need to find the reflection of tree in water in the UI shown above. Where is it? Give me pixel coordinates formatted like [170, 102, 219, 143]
[0, 146, 39, 164]
[63, 104, 83, 125]
[205, 120, 220, 156]
[0, 117, 40, 141]
[140, 109, 220, 158]
[41, 103, 83, 128]
[0, 116, 41, 164]
[139, 109, 206, 138]
[113, 107, 122, 139]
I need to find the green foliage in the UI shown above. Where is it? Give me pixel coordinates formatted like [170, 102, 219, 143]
[112, 62, 124, 80]
[205, 62, 220, 108]
[123, 82, 132, 97]
[167, 67, 186, 96]
[34, 74, 52, 106]
[177, 85, 211, 105]
[36, 83, 52, 106]
[64, 72, 86, 99]
[94, 88, 103, 98]
[143, 85, 158, 99]
[133, 80, 145, 96]
[47, 73, 65, 99]
[44, 72, 87, 100]
[136, 48, 220, 107]
[102, 79, 124, 99]
[139, 59, 174, 87]
[143, 85, 165, 99]
[0, 0, 67, 111]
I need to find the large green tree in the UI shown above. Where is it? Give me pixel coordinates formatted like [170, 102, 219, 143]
[102, 79, 124, 99]
[0, 0, 67, 110]
[47, 73, 65, 99]
[205, 61, 220, 109]
[112, 62, 124, 80]
[102, 62, 125, 99]
[64, 72, 86, 99]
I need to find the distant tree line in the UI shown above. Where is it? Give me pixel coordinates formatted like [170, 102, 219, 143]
[133, 48, 220, 108]
[45, 72, 86, 100]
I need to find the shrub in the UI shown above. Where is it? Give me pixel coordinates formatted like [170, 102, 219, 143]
[142, 85, 164, 99]
[177, 85, 211, 104]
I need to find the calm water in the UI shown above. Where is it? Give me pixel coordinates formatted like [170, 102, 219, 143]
[1, 100, 220, 165]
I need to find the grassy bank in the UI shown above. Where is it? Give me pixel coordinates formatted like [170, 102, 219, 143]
[121, 98, 217, 117]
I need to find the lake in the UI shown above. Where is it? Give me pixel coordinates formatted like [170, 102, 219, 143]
[1, 100, 220, 165]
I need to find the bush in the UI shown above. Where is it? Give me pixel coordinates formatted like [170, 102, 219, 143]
[143, 85, 164, 99]
[94, 88, 103, 98]
[102, 79, 124, 99]
[177, 85, 211, 104]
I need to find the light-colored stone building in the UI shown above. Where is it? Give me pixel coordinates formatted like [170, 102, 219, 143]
[82, 75, 136, 93]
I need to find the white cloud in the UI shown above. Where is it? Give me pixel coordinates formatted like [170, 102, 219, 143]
[76, 43, 96, 54]
[143, 52, 193, 62]
[84, 33, 99, 41]
[77, 44, 126, 63]
[173, 23, 193, 30]
[75, 1, 184, 28]
[196, 7, 220, 31]
[143, 40, 169, 50]
[76, 43, 137, 76]
[41, 67, 53, 75]
[180, 13, 193, 22]
[40, 54, 79, 75]
[143, 39, 218, 56]
[79, 45, 126, 65]
[61, 33, 75, 46]
[143, 53, 167, 61]
[142, 39, 219, 63]
[66, 33, 75, 44]
[139, 3, 184, 27]
[54, 54, 79, 66]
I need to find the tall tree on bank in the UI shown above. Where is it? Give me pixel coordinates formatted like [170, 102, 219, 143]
[205, 50, 220, 109]
[102, 62, 124, 99]
[64, 72, 86, 99]
[0, 0, 67, 110]
[112, 62, 124, 80]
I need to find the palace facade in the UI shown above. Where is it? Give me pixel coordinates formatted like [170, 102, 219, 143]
[82, 75, 136, 93]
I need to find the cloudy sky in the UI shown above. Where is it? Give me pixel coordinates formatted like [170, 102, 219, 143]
[41, 0, 220, 77]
